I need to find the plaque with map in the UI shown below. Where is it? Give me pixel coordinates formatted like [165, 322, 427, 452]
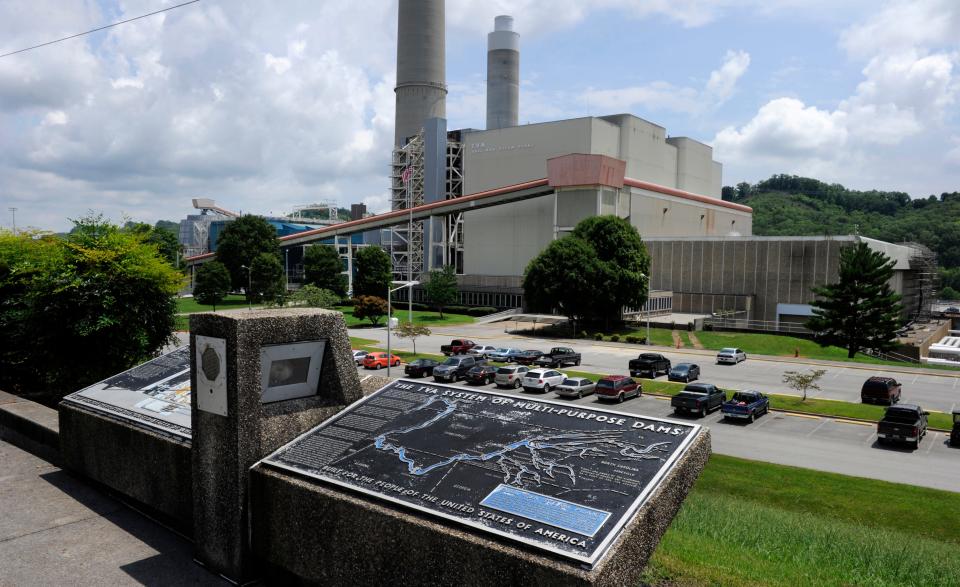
[262, 379, 701, 567]
[62, 346, 192, 439]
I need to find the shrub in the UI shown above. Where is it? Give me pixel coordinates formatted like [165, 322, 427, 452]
[625, 335, 638, 344]
[610, 334, 620, 342]
[353, 295, 388, 326]
[594, 333, 604, 340]
[580, 331, 589, 339]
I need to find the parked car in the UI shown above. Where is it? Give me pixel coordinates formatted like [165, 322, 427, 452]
[716, 348, 746, 364]
[468, 344, 499, 359]
[946, 306, 960, 313]
[404, 358, 439, 378]
[362, 352, 401, 370]
[521, 369, 566, 393]
[628, 353, 671, 378]
[861, 376, 902, 405]
[671, 383, 726, 417]
[722, 390, 770, 423]
[668, 363, 700, 383]
[488, 348, 524, 362]
[494, 365, 529, 388]
[554, 377, 596, 399]
[951, 409, 960, 447]
[440, 339, 476, 356]
[877, 404, 928, 449]
[595, 375, 641, 403]
[514, 350, 545, 365]
[466, 364, 499, 385]
[352, 349, 368, 366]
[535, 347, 582, 368]
[432, 356, 482, 382]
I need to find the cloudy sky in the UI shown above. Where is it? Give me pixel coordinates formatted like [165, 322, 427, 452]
[1, 0, 958, 232]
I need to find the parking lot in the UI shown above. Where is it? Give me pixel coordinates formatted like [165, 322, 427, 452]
[355, 364, 960, 492]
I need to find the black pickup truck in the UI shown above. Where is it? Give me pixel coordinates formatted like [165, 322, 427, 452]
[535, 347, 581, 368]
[629, 353, 671, 378]
[671, 383, 726, 417]
[877, 404, 928, 449]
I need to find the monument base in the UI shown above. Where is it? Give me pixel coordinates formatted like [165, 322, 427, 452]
[59, 402, 193, 531]
[250, 430, 711, 586]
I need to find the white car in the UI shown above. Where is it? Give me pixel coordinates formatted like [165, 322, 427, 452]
[352, 349, 368, 365]
[468, 344, 498, 359]
[522, 369, 566, 393]
[716, 347, 746, 364]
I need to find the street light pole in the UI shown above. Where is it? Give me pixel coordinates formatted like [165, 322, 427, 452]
[284, 249, 289, 292]
[8, 207, 16, 236]
[241, 264, 252, 310]
[387, 280, 419, 377]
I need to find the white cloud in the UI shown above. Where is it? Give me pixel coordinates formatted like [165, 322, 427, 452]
[581, 50, 750, 114]
[840, 0, 960, 59]
[706, 50, 751, 104]
[714, 98, 848, 161]
[715, 0, 959, 189]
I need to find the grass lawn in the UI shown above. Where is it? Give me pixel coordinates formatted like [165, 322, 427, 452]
[694, 330, 960, 371]
[337, 305, 475, 328]
[176, 294, 261, 314]
[645, 454, 960, 586]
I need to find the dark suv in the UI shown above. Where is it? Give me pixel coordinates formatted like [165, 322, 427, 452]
[861, 376, 902, 405]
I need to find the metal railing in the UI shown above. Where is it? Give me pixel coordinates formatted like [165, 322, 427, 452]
[704, 318, 811, 335]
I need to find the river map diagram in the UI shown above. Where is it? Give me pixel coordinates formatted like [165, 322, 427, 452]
[264, 380, 700, 566]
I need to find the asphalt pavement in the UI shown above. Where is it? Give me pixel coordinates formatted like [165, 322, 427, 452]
[353, 365, 960, 493]
[353, 323, 960, 414]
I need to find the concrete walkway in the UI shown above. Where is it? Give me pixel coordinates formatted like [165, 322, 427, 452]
[0, 440, 219, 586]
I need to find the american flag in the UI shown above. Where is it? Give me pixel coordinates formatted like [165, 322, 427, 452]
[401, 166, 412, 184]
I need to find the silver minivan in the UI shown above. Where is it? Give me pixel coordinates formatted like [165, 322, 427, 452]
[495, 365, 528, 388]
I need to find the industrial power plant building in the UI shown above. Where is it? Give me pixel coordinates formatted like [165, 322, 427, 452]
[184, 0, 937, 329]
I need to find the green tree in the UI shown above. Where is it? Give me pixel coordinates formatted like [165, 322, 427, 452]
[424, 265, 458, 318]
[353, 246, 391, 298]
[193, 261, 231, 310]
[214, 215, 279, 290]
[782, 369, 827, 402]
[806, 242, 903, 358]
[249, 252, 285, 303]
[571, 215, 650, 328]
[123, 221, 181, 266]
[940, 286, 960, 300]
[303, 245, 346, 297]
[291, 285, 340, 309]
[394, 321, 431, 354]
[353, 295, 388, 326]
[0, 216, 182, 401]
[523, 238, 600, 335]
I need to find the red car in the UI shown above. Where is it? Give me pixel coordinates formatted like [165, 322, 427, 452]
[362, 352, 401, 370]
[595, 375, 641, 403]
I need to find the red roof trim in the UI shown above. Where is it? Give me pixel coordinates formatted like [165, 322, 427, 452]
[623, 178, 753, 213]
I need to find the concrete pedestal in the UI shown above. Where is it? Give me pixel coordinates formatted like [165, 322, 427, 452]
[190, 308, 362, 582]
[58, 403, 193, 531]
[249, 430, 711, 586]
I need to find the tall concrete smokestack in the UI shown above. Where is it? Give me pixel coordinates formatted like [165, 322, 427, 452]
[486, 15, 519, 130]
[394, 0, 447, 146]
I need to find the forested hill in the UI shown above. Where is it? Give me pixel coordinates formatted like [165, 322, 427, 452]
[722, 175, 960, 274]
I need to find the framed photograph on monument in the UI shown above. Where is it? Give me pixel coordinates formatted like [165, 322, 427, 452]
[259, 340, 326, 404]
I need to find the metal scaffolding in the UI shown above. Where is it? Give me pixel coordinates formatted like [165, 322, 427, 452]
[389, 130, 465, 281]
[445, 138, 465, 273]
[904, 243, 939, 322]
[390, 131, 425, 282]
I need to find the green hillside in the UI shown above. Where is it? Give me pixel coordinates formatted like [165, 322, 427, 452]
[725, 175, 960, 294]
